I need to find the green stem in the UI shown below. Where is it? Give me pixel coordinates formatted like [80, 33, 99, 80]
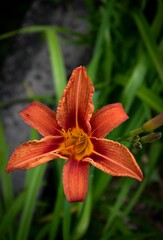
[127, 127, 144, 137]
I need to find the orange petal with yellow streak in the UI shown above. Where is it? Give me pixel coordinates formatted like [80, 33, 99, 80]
[56, 66, 94, 134]
[83, 138, 143, 181]
[20, 102, 62, 137]
[90, 103, 128, 138]
[6, 136, 65, 173]
[63, 158, 89, 202]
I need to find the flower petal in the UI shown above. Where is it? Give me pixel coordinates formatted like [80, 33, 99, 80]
[57, 66, 94, 133]
[20, 102, 62, 137]
[83, 138, 143, 181]
[63, 158, 89, 202]
[6, 136, 65, 173]
[90, 103, 128, 138]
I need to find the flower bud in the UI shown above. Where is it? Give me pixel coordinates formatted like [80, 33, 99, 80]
[133, 142, 142, 150]
[140, 132, 162, 143]
[142, 113, 163, 132]
[131, 135, 140, 143]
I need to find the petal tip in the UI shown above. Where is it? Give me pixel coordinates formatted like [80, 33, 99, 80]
[87, 138, 144, 182]
[66, 195, 86, 203]
[135, 170, 143, 182]
[5, 166, 10, 174]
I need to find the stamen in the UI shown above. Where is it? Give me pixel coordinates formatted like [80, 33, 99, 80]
[60, 127, 93, 160]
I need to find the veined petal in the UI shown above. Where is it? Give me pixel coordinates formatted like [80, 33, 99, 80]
[83, 138, 143, 181]
[57, 66, 94, 133]
[63, 158, 89, 202]
[6, 136, 65, 173]
[90, 103, 128, 138]
[20, 102, 62, 137]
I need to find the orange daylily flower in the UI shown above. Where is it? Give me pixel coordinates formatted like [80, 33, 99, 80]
[6, 66, 143, 202]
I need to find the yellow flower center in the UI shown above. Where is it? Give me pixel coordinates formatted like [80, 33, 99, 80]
[61, 128, 93, 160]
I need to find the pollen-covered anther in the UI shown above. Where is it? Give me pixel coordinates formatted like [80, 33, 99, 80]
[61, 128, 93, 160]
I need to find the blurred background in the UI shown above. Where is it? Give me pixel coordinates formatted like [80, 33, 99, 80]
[0, 0, 163, 239]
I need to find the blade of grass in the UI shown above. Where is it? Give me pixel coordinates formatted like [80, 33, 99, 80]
[0, 120, 14, 207]
[72, 188, 92, 240]
[49, 171, 64, 240]
[132, 10, 163, 83]
[45, 27, 67, 240]
[151, 0, 163, 38]
[0, 120, 14, 240]
[121, 54, 147, 112]
[0, 191, 26, 236]
[16, 129, 47, 240]
[16, 164, 46, 240]
[124, 142, 162, 216]
[0, 26, 48, 40]
[63, 200, 71, 240]
[0, 25, 83, 42]
[87, 3, 111, 81]
[35, 223, 50, 240]
[45, 27, 66, 100]
[136, 85, 163, 112]
[101, 178, 134, 239]
[93, 172, 112, 205]
[116, 76, 163, 113]
[100, 102, 148, 239]
[114, 218, 131, 236]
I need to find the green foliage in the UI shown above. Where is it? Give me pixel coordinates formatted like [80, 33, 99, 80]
[0, 0, 163, 239]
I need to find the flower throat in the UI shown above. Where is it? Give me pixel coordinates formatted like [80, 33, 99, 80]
[61, 128, 93, 160]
